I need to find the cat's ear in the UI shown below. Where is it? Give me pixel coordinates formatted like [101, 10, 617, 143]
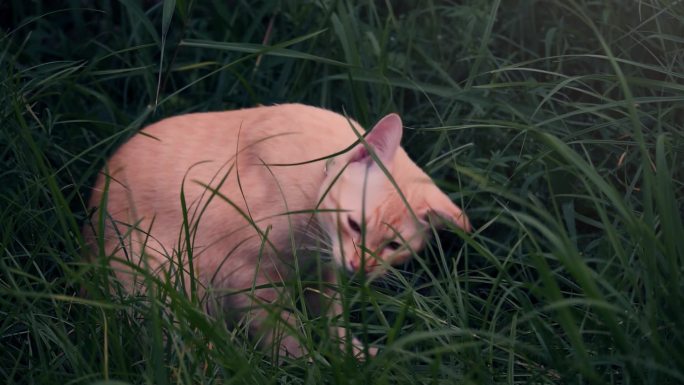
[422, 186, 472, 233]
[349, 113, 403, 165]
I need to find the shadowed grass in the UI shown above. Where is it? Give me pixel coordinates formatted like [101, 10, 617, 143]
[1, 1, 683, 384]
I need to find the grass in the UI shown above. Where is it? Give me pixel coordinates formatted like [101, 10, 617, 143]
[1, 0, 683, 384]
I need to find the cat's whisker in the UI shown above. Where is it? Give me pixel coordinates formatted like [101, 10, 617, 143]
[296, 224, 333, 249]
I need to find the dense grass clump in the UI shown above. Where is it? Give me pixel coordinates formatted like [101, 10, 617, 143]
[1, 1, 683, 384]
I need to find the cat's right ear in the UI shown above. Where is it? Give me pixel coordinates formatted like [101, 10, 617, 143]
[349, 113, 403, 166]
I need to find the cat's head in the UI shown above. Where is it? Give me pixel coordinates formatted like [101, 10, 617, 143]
[317, 113, 471, 275]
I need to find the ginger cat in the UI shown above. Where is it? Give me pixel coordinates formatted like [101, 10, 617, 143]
[84, 103, 471, 360]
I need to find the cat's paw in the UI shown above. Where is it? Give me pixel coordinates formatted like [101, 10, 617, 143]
[278, 335, 306, 360]
[351, 336, 378, 361]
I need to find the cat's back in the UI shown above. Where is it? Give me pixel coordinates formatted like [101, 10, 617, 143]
[90, 104, 365, 218]
[111, 103, 362, 167]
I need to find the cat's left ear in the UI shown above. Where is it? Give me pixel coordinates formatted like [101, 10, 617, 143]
[422, 186, 472, 233]
[349, 113, 403, 166]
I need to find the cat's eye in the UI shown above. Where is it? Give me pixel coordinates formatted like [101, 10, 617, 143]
[386, 241, 402, 251]
[347, 217, 361, 233]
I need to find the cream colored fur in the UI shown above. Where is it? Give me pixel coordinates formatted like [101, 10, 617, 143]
[84, 103, 470, 359]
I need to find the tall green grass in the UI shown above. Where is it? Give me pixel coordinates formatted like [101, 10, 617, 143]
[1, 1, 683, 384]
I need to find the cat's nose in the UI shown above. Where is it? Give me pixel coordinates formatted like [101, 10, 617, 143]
[349, 258, 378, 272]
[348, 247, 362, 271]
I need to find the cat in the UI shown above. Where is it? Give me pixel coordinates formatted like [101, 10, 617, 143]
[84, 103, 471, 360]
